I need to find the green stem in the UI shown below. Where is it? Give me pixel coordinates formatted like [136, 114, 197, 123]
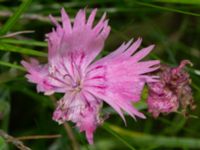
[0, 0, 32, 35]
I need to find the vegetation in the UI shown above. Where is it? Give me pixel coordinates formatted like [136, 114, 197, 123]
[0, 0, 200, 149]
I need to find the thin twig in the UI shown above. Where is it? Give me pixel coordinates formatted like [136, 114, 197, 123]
[0, 130, 31, 150]
[16, 134, 61, 141]
[63, 123, 80, 150]
[50, 95, 80, 150]
[0, 10, 62, 23]
[0, 30, 34, 38]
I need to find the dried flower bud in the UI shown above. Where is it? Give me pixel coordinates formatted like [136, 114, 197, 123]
[147, 60, 195, 118]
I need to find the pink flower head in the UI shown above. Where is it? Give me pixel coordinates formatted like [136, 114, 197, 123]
[147, 60, 195, 118]
[21, 8, 160, 144]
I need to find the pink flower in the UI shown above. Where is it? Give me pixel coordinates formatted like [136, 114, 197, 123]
[147, 60, 195, 118]
[21, 8, 160, 144]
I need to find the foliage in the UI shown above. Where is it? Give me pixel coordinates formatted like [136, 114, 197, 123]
[0, 0, 200, 149]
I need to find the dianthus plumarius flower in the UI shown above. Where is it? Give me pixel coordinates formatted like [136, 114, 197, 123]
[21, 8, 160, 144]
[147, 60, 195, 118]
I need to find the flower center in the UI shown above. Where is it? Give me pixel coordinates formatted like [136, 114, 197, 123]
[72, 80, 81, 92]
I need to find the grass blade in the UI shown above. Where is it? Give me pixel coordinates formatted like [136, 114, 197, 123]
[153, 0, 200, 5]
[106, 123, 200, 148]
[0, 39, 47, 47]
[103, 123, 136, 150]
[0, 137, 8, 150]
[0, 61, 25, 71]
[135, 2, 200, 17]
[0, 43, 47, 57]
[0, 0, 32, 35]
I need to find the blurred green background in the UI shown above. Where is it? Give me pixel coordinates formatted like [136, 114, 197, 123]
[0, 0, 200, 150]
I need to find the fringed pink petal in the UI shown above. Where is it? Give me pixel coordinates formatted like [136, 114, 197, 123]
[73, 9, 86, 30]
[124, 37, 142, 57]
[87, 9, 97, 28]
[53, 91, 101, 144]
[85, 39, 159, 122]
[131, 45, 155, 63]
[21, 59, 67, 94]
[47, 8, 110, 72]
[77, 107, 97, 144]
[61, 8, 72, 33]
[21, 59, 52, 93]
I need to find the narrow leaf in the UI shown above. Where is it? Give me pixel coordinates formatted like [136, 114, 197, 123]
[153, 0, 200, 5]
[135, 2, 200, 17]
[0, 43, 47, 57]
[103, 123, 137, 150]
[0, 0, 32, 35]
[106, 123, 200, 148]
[0, 39, 47, 47]
[0, 61, 25, 71]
